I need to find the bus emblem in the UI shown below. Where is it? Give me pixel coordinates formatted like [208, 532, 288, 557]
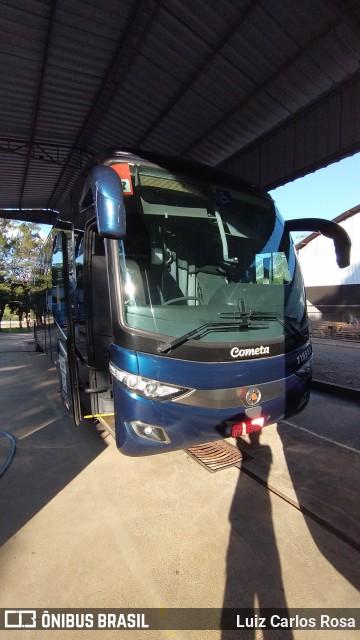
[246, 387, 262, 406]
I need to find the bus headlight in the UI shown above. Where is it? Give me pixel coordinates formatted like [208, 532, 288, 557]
[109, 362, 191, 401]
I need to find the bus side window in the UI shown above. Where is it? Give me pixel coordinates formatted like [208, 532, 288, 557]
[51, 233, 67, 326]
[74, 235, 85, 322]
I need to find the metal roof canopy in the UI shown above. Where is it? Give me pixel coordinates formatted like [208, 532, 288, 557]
[0, 0, 360, 226]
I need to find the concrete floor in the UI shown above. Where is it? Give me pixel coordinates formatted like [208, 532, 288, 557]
[311, 337, 360, 390]
[0, 333, 359, 639]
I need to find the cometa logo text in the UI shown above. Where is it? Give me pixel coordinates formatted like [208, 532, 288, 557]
[231, 346, 270, 358]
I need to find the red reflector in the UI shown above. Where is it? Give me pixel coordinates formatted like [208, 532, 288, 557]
[231, 417, 265, 438]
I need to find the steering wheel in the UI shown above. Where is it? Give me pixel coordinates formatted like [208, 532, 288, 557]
[165, 247, 173, 265]
[163, 296, 201, 305]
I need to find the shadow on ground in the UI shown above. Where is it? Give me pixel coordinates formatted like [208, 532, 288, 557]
[0, 335, 107, 545]
[221, 432, 293, 640]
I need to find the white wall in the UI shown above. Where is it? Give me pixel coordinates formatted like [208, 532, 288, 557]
[297, 212, 360, 286]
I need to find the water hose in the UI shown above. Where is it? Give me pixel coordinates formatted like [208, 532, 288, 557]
[0, 430, 16, 477]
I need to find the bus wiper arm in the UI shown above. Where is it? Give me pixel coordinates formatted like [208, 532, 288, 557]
[250, 312, 307, 342]
[158, 321, 253, 354]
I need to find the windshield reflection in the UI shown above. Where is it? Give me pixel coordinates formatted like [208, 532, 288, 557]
[117, 168, 305, 344]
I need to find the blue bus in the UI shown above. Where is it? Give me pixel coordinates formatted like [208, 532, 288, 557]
[33, 150, 351, 455]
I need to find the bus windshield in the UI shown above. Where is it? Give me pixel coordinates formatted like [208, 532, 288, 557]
[116, 163, 306, 346]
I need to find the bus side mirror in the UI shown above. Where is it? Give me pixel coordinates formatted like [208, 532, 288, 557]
[285, 218, 351, 269]
[80, 165, 126, 239]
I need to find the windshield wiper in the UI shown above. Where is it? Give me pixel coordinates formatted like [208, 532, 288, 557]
[158, 320, 264, 353]
[220, 310, 308, 343]
[158, 309, 308, 354]
[249, 311, 308, 343]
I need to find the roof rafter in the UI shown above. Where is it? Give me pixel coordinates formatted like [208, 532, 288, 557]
[19, 0, 57, 209]
[0, 138, 92, 167]
[47, 0, 161, 212]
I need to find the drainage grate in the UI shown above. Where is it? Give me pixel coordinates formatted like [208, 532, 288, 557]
[186, 439, 246, 473]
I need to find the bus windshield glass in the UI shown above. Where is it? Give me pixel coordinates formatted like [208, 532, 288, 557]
[115, 162, 306, 346]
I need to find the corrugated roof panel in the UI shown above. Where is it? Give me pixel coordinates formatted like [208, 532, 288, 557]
[146, 10, 213, 66]
[46, 36, 115, 77]
[189, 35, 360, 164]
[125, 55, 182, 99]
[21, 160, 64, 205]
[164, 0, 242, 48]
[265, 127, 295, 193]
[184, 89, 291, 164]
[222, 33, 278, 86]
[1, 0, 49, 30]
[326, 93, 343, 156]
[40, 76, 98, 106]
[136, 38, 193, 85]
[0, 152, 28, 209]
[1, 0, 360, 214]
[270, 0, 337, 43]
[0, 0, 48, 139]
[96, 2, 303, 156]
[0, 27, 44, 63]
[274, 65, 325, 106]
[147, 90, 223, 140]
[98, 94, 158, 133]
[194, 56, 258, 110]
[288, 55, 333, 97]
[240, 93, 290, 129]
[264, 80, 306, 115]
[39, 87, 95, 123]
[134, 0, 359, 167]
[33, 12, 128, 144]
[335, 20, 360, 59]
[223, 71, 360, 190]
[56, 0, 133, 39]
[92, 56, 183, 148]
[238, 7, 298, 64]
[341, 76, 360, 150]
[319, 25, 360, 74]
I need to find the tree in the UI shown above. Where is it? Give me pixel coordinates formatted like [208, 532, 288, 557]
[0, 220, 43, 328]
[0, 220, 15, 326]
[8, 279, 32, 329]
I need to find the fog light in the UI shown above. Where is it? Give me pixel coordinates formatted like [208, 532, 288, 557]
[143, 426, 153, 436]
[131, 420, 171, 443]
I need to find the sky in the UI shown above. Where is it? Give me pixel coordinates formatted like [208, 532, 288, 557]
[269, 151, 360, 222]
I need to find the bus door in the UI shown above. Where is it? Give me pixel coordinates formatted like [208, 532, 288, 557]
[52, 231, 82, 426]
[79, 220, 114, 422]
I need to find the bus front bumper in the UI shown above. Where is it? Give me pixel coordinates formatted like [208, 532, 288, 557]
[112, 372, 311, 456]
